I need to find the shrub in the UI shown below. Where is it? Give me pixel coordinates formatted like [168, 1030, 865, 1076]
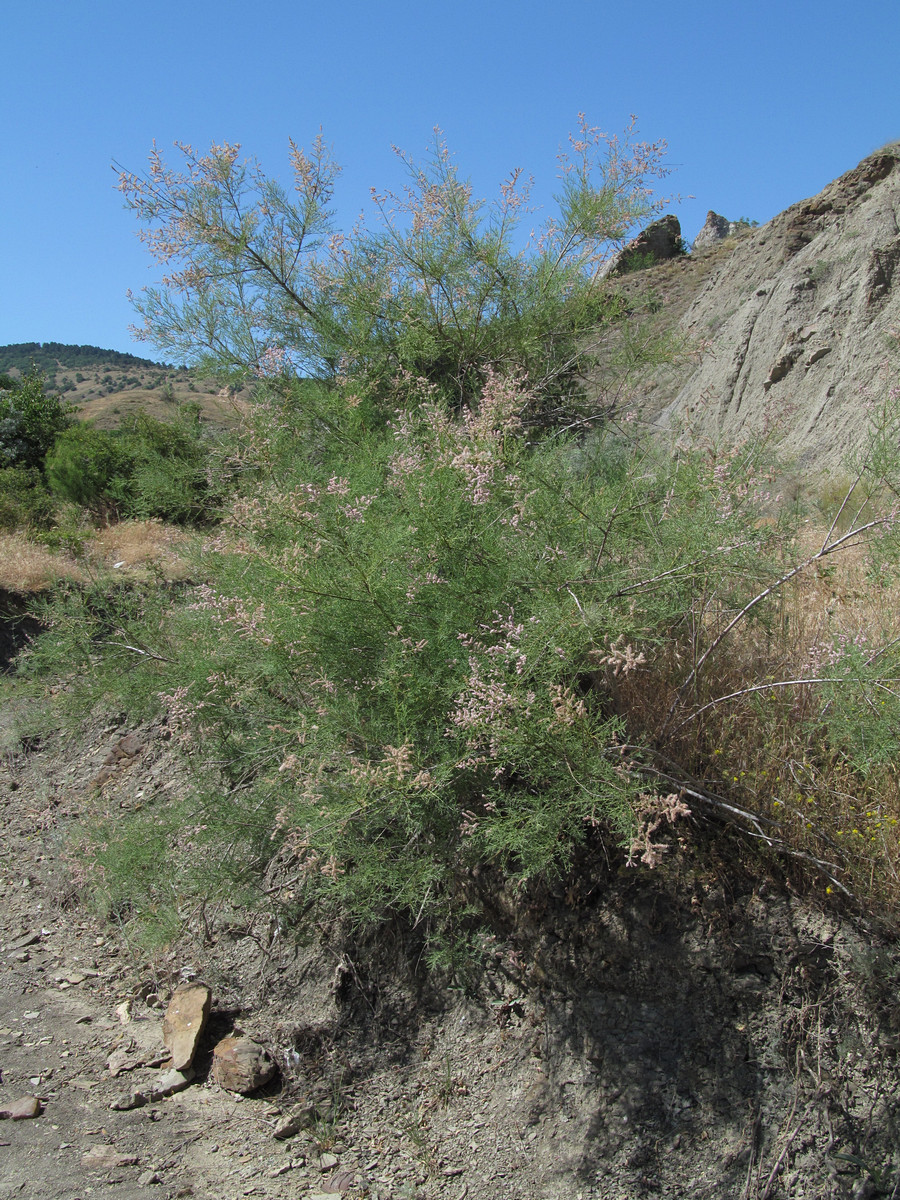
[119, 407, 217, 524]
[0, 373, 74, 471]
[30, 372, 814, 949]
[0, 466, 58, 532]
[117, 119, 674, 417]
[45, 407, 218, 524]
[45, 423, 135, 512]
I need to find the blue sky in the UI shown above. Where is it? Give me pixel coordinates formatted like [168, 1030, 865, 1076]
[2, 0, 898, 362]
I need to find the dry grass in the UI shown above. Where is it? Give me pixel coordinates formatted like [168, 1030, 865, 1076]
[85, 519, 191, 579]
[625, 518, 900, 914]
[0, 534, 85, 594]
[76, 388, 242, 432]
[0, 521, 192, 597]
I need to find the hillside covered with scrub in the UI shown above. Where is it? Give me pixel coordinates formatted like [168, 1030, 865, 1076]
[3, 129, 900, 1199]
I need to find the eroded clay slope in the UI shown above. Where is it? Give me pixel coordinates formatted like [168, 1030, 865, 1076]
[647, 147, 900, 469]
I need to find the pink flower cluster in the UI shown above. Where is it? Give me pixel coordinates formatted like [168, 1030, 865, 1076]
[187, 585, 274, 645]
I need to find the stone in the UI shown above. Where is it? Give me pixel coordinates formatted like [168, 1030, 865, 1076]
[82, 1145, 140, 1170]
[0, 1096, 41, 1120]
[273, 1100, 316, 1139]
[106, 1047, 140, 1076]
[162, 982, 211, 1071]
[109, 1065, 193, 1110]
[211, 1035, 276, 1094]
[152, 1066, 195, 1097]
[324, 1171, 356, 1193]
[604, 214, 683, 276]
[116, 733, 145, 757]
[110, 1089, 148, 1111]
[692, 210, 731, 253]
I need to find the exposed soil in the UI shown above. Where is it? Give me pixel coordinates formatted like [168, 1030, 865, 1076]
[2, 699, 900, 1200]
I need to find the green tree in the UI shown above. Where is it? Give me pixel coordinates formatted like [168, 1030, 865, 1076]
[117, 119, 674, 413]
[0, 372, 74, 471]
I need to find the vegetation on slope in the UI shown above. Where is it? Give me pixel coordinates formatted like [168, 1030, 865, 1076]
[7, 122, 900, 957]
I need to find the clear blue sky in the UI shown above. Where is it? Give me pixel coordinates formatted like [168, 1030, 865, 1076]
[2, 0, 898, 363]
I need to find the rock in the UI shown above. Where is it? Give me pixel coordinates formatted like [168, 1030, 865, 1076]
[0, 1096, 41, 1120]
[152, 1066, 194, 1097]
[319, 1151, 339, 1170]
[116, 733, 145, 757]
[325, 1171, 356, 1193]
[273, 1100, 317, 1139]
[138, 1169, 162, 1186]
[82, 1145, 140, 1170]
[162, 982, 211, 1071]
[110, 1089, 148, 1111]
[692, 210, 732, 253]
[211, 1035, 276, 1094]
[637, 147, 900, 470]
[110, 1065, 194, 1110]
[605, 214, 684, 276]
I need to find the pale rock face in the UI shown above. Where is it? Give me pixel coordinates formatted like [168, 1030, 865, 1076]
[692, 211, 731, 253]
[630, 148, 900, 471]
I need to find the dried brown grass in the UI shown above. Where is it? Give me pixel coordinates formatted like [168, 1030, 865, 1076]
[0, 521, 192, 597]
[619, 519, 900, 914]
[85, 519, 191, 579]
[0, 534, 85, 594]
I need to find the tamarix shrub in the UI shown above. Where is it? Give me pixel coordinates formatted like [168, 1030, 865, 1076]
[67, 369, 790, 948]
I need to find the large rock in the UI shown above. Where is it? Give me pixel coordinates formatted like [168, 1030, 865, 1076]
[211, 1035, 276, 1094]
[692, 210, 732, 253]
[162, 982, 211, 1071]
[605, 214, 684, 276]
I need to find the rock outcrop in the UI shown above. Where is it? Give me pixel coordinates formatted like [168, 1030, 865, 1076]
[691, 210, 732, 253]
[604, 213, 684, 276]
[628, 146, 900, 471]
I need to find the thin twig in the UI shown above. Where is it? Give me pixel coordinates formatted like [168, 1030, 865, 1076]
[97, 640, 171, 662]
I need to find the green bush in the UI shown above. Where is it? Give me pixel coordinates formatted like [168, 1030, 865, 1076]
[44, 407, 217, 524]
[118, 120, 674, 417]
[0, 466, 58, 532]
[30, 373, 799, 949]
[119, 407, 216, 524]
[0, 373, 73, 471]
[45, 423, 135, 512]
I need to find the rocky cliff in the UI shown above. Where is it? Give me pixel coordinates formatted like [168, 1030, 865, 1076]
[622, 146, 900, 472]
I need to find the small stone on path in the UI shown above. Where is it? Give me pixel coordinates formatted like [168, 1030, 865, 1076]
[0, 1096, 41, 1120]
[81, 1144, 140, 1170]
[211, 1036, 276, 1094]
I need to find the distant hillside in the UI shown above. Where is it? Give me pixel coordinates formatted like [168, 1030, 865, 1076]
[0, 342, 177, 377]
[0, 342, 244, 431]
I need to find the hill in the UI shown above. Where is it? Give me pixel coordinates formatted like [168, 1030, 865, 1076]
[0, 341, 170, 376]
[0, 341, 244, 430]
